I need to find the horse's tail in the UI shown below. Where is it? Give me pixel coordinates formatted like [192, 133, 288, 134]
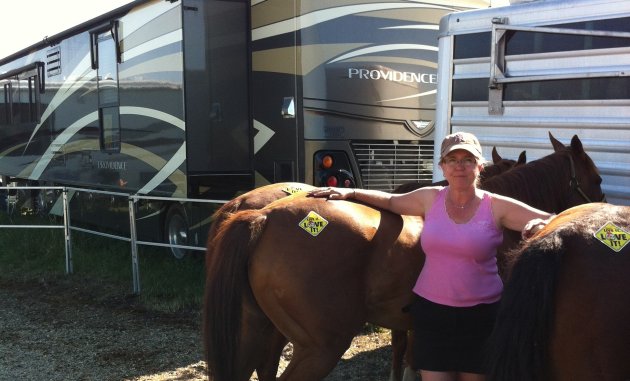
[203, 209, 267, 381]
[207, 197, 243, 244]
[487, 234, 565, 381]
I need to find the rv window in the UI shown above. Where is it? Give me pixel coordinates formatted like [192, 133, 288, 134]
[0, 83, 9, 124]
[96, 29, 121, 152]
[97, 32, 119, 107]
[100, 106, 121, 151]
[0, 74, 42, 125]
[90, 21, 121, 70]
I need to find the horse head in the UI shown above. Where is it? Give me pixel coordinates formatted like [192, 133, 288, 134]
[481, 147, 526, 181]
[549, 132, 605, 209]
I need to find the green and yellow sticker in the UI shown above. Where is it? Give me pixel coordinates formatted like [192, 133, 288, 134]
[299, 211, 329, 237]
[594, 222, 630, 252]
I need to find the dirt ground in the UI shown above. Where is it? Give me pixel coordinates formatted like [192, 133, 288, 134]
[0, 278, 394, 381]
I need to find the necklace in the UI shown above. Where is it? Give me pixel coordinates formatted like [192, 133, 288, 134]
[450, 199, 470, 209]
[447, 190, 474, 209]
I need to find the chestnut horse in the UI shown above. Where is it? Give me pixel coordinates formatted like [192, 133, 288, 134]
[204, 135, 603, 381]
[488, 203, 629, 381]
[205, 150, 524, 381]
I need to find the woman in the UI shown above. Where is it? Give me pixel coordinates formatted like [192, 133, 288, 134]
[308, 132, 553, 381]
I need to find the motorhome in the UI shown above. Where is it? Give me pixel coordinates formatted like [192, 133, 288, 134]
[435, 0, 630, 205]
[0, 0, 496, 255]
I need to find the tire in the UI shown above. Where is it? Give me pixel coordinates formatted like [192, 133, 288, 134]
[164, 204, 189, 259]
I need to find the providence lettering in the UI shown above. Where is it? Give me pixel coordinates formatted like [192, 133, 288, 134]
[348, 68, 437, 84]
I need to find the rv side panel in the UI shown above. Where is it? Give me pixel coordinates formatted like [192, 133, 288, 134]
[0, 0, 189, 197]
[251, 0, 492, 192]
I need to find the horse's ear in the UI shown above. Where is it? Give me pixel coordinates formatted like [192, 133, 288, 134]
[549, 131, 565, 152]
[517, 151, 526, 165]
[492, 146, 501, 163]
[570, 135, 585, 154]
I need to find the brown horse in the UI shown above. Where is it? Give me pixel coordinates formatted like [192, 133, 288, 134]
[484, 133, 605, 273]
[488, 202, 630, 381]
[203, 135, 603, 381]
[204, 150, 524, 381]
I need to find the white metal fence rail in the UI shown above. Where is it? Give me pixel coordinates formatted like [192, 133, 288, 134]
[0, 185, 228, 294]
[0, 186, 72, 273]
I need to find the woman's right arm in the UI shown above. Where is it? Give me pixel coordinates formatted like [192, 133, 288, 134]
[307, 187, 436, 217]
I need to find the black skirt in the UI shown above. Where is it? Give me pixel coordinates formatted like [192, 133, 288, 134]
[409, 295, 499, 374]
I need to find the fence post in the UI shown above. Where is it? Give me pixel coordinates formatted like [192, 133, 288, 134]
[62, 188, 73, 274]
[129, 197, 141, 294]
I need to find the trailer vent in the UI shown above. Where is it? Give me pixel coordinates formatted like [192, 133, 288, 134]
[352, 141, 434, 192]
[46, 47, 61, 77]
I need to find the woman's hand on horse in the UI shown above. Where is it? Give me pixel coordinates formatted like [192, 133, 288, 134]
[307, 187, 355, 200]
[522, 215, 555, 240]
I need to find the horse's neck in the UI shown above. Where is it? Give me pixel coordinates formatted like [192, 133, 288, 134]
[481, 158, 564, 213]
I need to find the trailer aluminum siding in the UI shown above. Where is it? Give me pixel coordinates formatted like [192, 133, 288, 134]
[435, 0, 630, 205]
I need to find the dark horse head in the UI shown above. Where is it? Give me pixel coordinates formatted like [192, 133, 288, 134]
[481, 132, 604, 214]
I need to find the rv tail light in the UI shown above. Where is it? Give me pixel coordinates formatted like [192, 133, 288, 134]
[314, 151, 356, 188]
[326, 175, 338, 187]
[321, 155, 334, 169]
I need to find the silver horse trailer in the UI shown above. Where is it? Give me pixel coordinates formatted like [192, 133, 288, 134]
[435, 0, 630, 205]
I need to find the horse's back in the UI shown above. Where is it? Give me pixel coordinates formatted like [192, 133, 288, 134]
[549, 203, 630, 380]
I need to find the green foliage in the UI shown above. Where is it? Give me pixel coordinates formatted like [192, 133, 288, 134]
[0, 212, 205, 313]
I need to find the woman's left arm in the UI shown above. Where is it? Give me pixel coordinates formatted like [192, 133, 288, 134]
[492, 194, 555, 239]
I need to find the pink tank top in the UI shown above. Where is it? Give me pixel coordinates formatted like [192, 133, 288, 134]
[414, 187, 503, 307]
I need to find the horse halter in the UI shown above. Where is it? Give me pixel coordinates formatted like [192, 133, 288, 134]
[568, 154, 606, 203]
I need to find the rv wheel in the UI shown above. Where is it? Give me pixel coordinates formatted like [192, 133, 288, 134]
[164, 204, 189, 259]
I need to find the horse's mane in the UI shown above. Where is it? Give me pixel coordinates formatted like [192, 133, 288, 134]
[482, 148, 573, 213]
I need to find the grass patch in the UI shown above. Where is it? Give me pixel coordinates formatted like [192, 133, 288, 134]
[0, 211, 205, 313]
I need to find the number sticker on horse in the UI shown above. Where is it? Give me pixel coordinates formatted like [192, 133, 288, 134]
[594, 222, 630, 252]
[299, 211, 329, 236]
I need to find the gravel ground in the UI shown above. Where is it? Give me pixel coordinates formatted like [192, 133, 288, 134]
[0, 278, 393, 381]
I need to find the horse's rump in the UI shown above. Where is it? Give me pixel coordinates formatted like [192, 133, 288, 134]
[488, 203, 630, 381]
[248, 196, 422, 333]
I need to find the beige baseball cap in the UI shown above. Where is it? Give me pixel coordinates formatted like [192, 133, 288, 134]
[440, 132, 483, 160]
